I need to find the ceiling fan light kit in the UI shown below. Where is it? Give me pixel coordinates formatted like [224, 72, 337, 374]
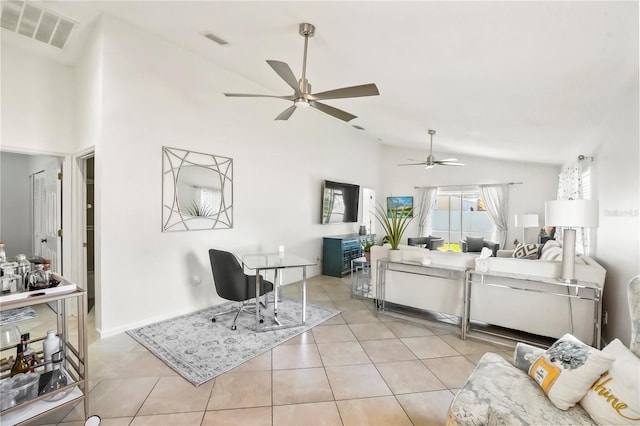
[398, 129, 465, 169]
[224, 22, 379, 122]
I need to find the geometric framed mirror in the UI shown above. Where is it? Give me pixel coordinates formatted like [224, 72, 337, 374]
[162, 146, 233, 232]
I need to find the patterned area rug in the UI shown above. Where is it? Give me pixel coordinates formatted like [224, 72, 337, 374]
[0, 307, 38, 325]
[127, 297, 340, 386]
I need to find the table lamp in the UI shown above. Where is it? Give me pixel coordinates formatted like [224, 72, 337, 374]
[545, 199, 599, 284]
[515, 214, 539, 244]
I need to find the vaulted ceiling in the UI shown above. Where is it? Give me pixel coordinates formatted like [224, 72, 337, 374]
[3, 1, 638, 165]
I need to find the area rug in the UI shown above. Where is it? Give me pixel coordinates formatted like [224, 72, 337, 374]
[0, 307, 38, 325]
[127, 297, 340, 386]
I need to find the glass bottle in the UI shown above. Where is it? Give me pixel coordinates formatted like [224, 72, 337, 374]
[10, 343, 30, 377]
[42, 259, 51, 284]
[43, 330, 60, 372]
[20, 333, 36, 372]
[0, 241, 6, 263]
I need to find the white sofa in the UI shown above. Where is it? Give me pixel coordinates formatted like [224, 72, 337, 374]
[370, 244, 477, 317]
[471, 252, 606, 345]
[370, 243, 606, 346]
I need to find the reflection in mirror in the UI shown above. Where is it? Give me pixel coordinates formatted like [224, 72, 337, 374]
[162, 147, 233, 232]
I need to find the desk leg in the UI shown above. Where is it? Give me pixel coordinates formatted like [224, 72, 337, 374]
[256, 268, 261, 330]
[273, 269, 281, 326]
[302, 266, 307, 324]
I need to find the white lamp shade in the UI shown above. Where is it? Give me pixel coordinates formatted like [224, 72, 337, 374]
[515, 214, 539, 228]
[545, 199, 599, 228]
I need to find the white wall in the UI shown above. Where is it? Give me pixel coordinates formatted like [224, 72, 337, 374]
[0, 153, 31, 256]
[592, 77, 639, 346]
[0, 44, 75, 154]
[92, 17, 382, 335]
[379, 144, 559, 247]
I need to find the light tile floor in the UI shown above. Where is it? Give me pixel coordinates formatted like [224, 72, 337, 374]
[11, 275, 516, 426]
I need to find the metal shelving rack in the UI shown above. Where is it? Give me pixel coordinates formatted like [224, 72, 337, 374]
[0, 285, 88, 425]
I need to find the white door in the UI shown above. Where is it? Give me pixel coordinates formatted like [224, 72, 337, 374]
[361, 188, 376, 235]
[33, 159, 62, 272]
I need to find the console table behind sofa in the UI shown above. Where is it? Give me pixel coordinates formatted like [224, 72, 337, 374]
[370, 244, 606, 347]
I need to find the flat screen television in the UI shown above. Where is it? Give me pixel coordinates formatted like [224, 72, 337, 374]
[321, 180, 360, 224]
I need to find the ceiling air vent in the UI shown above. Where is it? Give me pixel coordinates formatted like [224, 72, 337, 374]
[1, 1, 77, 49]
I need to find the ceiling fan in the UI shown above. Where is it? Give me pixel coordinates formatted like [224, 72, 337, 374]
[398, 129, 465, 169]
[223, 22, 379, 122]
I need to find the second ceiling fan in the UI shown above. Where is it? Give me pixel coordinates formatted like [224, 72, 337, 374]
[224, 23, 379, 122]
[398, 130, 465, 169]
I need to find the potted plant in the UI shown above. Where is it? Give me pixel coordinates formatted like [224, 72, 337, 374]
[373, 201, 414, 261]
[361, 239, 375, 262]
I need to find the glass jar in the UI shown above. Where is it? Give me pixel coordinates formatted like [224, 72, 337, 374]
[27, 264, 48, 291]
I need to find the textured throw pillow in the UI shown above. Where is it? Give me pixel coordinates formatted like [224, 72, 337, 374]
[541, 239, 561, 256]
[466, 236, 484, 252]
[580, 339, 640, 425]
[528, 334, 614, 410]
[513, 243, 540, 259]
[540, 246, 563, 261]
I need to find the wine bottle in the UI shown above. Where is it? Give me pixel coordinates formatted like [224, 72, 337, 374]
[10, 343, 30, 376]
[20, 333, 36, 372]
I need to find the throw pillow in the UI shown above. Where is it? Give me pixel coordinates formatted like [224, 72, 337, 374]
[541, 239, 561, 256]
[466, 236, 484, 252]
[580, 339, 640, 425]
[528, 333, 614, 410]
[513, 243, 540, 259]
[540, 246, 563, 261]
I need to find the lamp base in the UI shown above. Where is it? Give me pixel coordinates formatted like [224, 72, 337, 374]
[559, 228, 577, 284]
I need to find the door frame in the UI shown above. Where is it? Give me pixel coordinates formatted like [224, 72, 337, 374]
[0, 147, 72, 276]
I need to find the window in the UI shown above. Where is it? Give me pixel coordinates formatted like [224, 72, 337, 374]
[429, 189, 496, 251]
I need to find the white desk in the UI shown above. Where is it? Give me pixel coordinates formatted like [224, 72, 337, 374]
[238, 253, 316, 331]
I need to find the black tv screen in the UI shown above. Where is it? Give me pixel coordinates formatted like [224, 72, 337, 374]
[321, 180, 360, 224]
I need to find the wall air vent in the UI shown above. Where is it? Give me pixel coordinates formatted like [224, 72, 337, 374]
[1, 1, 77, 49]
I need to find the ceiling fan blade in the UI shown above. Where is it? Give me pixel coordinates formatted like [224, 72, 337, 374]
[223, 93, 295, 100]
[309, 101, 357, 122]
[266, 60, 301, 94]
[436, 161, 465, 167]
[309, 84, 380, 100]
[275, 105, 296, 121]
[437, 158, 459, 162]
[397, 162, 428, 166]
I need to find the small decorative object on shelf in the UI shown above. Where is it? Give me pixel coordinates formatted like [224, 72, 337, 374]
[43, 330, 61, 372]
[39, 351, 69, 401]
[10, 344, 30, 377]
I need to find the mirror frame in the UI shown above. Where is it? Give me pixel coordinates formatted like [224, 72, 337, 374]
[162, 146, 233, 232]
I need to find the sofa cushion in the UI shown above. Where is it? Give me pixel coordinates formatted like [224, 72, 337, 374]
[447, 352, 596, 425]
[580, 338, 640, 425]
[466, 236, 485, 252]
[513, 243, 540, 259]
[529, 334, 614, 410]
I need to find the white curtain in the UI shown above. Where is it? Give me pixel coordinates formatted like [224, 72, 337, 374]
[557, 161, 591, 254]
[479, 184, 509, 249]
[416, 187, 438, 236]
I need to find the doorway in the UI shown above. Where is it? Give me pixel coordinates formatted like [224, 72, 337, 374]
[84, 157, 95, 312]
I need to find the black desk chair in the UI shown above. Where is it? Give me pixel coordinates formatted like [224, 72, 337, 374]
[208, 249, 274, 330]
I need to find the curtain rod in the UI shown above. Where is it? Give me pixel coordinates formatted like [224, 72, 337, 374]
[414, 182, 523, 189]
